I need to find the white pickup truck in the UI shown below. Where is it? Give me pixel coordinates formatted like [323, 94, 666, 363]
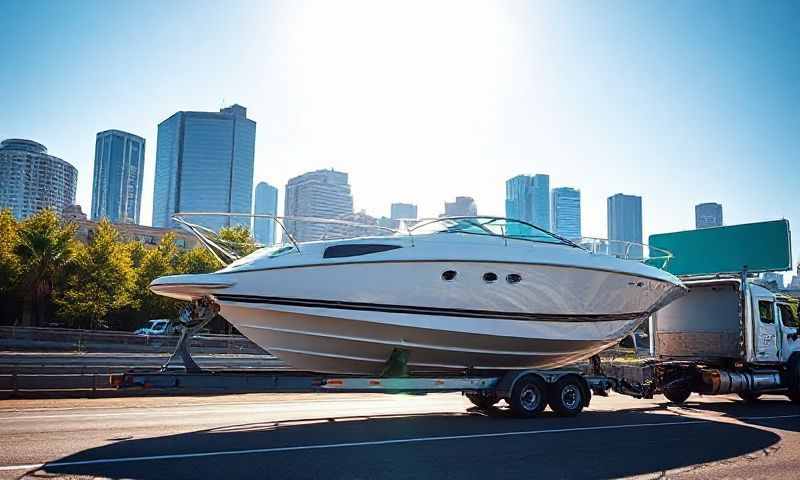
[651, 274, 800, 403]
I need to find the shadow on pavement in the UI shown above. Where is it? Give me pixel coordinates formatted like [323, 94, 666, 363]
[32, 402, 788, 480]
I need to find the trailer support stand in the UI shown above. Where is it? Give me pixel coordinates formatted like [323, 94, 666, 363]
[161, 297, 220, 373]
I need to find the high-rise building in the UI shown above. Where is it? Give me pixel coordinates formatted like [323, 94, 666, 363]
[152, 104, 256, 231]
[390, 202, 417, 220]
[443, 196, 477, 217]
[607, 193, 643, 258]
[695, 202, 723, 229]
[505, 174, 549, 230]
[550, 187, 581, 240]
[0, 139, 78, 219]
[253, 181, 278, 245]
[90, 130, 145, 224]
[284, 169, 353, 242]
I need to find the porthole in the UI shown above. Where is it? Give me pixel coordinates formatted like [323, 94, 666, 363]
[442, 270, 457, 281]
[506, 273, 522, 284]
[483, 272, 498, 283]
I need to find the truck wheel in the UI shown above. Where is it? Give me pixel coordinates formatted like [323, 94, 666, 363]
[786, 355, 800, 403]
[548, 376, 586, 417]
[508, 374, 547, 418]
[663, 384, 691, 404]
[738, 392, 762, 403]
[465, 393, 498, 409]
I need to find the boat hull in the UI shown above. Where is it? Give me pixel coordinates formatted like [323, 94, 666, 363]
[220, 301, 647, 374]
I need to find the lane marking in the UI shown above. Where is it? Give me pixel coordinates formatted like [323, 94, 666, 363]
[0, 397, 439, 421]
[0, 418, 736, 472]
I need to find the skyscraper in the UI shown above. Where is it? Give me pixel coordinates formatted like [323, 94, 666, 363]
[284, 169, 353, 242]
[443, 196, 477, 216]
[90, 130, 145, 224]
[390, 202, 417, 220]
[504, 174, 549, 230]
[695, 202, 723, 229]
[152, 104, 256, 231]
[607, 193, 643, 258]
[253, 181, 278, 245]
[0, 139, 78, 219]
[550, 187, 581, 240]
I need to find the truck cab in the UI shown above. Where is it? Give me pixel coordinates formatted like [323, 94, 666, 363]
[650, 276, 800, 402]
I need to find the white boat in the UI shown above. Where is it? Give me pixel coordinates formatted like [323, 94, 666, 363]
[150, 216, 686, 374]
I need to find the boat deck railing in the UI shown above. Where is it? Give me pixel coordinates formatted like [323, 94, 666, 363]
[171, 213, 673, 270]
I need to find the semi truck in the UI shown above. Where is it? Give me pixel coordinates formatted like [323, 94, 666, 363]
[651, 273, 800, 404]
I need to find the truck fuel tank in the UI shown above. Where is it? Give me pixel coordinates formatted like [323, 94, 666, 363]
[700, 368, 781, 395]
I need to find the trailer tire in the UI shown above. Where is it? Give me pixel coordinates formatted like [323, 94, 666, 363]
[548, 376, 586, 417]
[663, 384, 691, 404]
[508, 374, 547, 418]
[465, 393, 498, 409]
[738, 391, 762, 403]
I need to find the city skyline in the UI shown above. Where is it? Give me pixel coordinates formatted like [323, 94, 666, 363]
[2, 1, 799, 269]
[551, 187, 581, 240]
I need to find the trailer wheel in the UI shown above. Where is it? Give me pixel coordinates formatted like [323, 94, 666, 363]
[508, 374, 547, 418]
[465, 393, 498, 409]
[786, 355, 800, 404]
[663, 384, 691, 404]
[738, 392, 762, 403]
[548, 376, 586, 417]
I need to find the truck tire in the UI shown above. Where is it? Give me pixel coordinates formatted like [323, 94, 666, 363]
[548, 376, 586, 417]
[508, 374, 547, 418]
[786, 354, 800, 404]
[663, 384, 691, 404]
[465, 393, 498, 409]
[738, 392, 762, 403]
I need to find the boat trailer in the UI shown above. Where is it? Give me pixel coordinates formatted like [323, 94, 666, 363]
[116, 297, 654, 418]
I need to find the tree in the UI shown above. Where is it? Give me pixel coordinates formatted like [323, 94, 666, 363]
[132, 233, 184, 319]
[0, 209, 21, 297]
[178, 247, 222, 274]
[218, 225, 258, 258]
[14, 209, 77, 326]
[55, 219, 135, 329]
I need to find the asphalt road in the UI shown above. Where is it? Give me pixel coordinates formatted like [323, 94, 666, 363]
[1, 392, 799, 479]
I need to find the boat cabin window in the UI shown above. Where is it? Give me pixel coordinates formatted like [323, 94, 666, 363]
[323, 244, 402, 259]
[410, 217, 573, 246]
[779, 303, 799, 328]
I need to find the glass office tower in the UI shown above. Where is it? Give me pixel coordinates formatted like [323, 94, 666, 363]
[505, 174, 549, 230]
[91, 130, 145, 224]
[551, 187, 581, 240]
[253, 181, 278, 245]
[607, 193, 643, 258]
[152, 105, 256, 231]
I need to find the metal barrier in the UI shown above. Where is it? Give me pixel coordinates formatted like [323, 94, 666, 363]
[0, 326, 265, 354]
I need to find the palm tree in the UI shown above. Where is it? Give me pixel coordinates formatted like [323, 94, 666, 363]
[14, 209, 76, 326]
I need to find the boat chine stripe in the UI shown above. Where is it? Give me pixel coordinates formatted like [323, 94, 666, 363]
[215, 294, 646, 323]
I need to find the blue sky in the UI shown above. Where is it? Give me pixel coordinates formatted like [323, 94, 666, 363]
[2, 1, 799, 274]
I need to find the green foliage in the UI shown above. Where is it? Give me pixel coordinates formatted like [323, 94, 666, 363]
[0, 209, 21, 296]
[55, 219, 135, 329]
[14, 209, 77, 326]
[179, 247, 222, 274]
[132, 233, 184, 319]
[218, 225, 258, 257]
[0, 209, 234, 330]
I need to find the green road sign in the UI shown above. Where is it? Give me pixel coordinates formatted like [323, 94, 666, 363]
[648, 219, 792, 276]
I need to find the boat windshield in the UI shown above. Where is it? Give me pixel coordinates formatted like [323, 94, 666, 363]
[409, 217, 577, 246]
